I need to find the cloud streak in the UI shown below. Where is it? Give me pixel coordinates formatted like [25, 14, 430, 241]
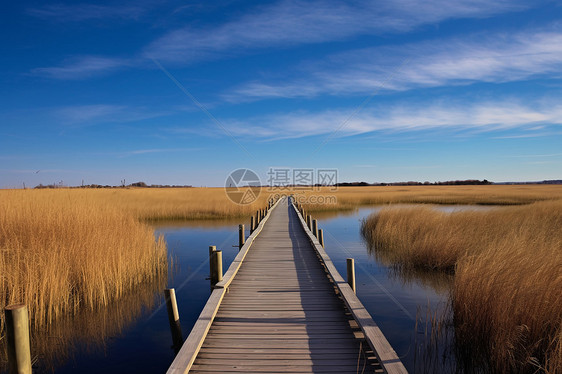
[144, 0, 532, 63]
[54, 104, 167, 125]
[227, 28, 562, 101]
[31, 56, 131, 80]
[219, 99, 562, 140]
[27, 3, 147, 22]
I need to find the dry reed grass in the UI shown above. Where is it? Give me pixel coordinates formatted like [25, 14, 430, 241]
[85, 187, 272, 221]
[361, 199, 562, 372]
[0, 189, 168, 336]
[1, 275, 165, 372]
[0, 187, 271, 333]
[298, 185, 562, 212]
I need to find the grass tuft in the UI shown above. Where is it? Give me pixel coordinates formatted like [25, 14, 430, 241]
[361, 199, 562, 372]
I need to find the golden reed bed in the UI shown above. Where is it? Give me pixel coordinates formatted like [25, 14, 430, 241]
[0, 187, 271, 331]
[361, 197, 562, 373]
[1, 185, 561, 372]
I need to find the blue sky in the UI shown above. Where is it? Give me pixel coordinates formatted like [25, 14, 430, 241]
[1, 0, 561, 188]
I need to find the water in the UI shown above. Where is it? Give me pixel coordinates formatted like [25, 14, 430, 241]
[316, 206, 455, 371]
[15, 205, 491, 373]
[38, 221, 247, 374]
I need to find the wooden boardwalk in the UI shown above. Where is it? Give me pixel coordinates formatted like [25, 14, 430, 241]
[168, 197, 407, 374]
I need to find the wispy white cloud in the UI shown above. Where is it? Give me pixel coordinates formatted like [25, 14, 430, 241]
[31, 56, 130, 80]
[27, 3, 147, 22]
[505, 152, 562, 158]
[55, 104, 167, 125]
[144, 0, 532, 63]
[219, 99, 562, 140]
[96, 148, 202, 158]
[227, 27, 562, 101]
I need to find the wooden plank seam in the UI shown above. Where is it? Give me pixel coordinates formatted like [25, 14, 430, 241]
[289, 200, 408, 374]
[166, 197, 285, 374]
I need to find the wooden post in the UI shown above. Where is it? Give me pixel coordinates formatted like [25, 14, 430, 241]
[256, 211, 260, 225]
[347, 258, 356, 293]
[306, 215, 312, 230]
[318, 229, 324, 247]
[210, 250, 223, 286]
[238, 224, 245, 250]
[250, 216, 255, 232]
[208, 245, 216, 283]
[4, 304, 32, 374]
[312, 219, 318, 238]
[164, 288, 183, 352]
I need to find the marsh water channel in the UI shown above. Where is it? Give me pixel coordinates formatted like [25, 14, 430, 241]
[17, 204, 494, 373]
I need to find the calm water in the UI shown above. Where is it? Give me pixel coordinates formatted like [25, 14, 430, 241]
[20, 205, 492, 373]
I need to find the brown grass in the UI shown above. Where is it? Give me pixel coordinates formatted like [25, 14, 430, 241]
[297, 185, 562, 212]
[0, 189, 168, 334]
[361, 199, 562, 372]
[1, 275, 166, 372]
[0, 187, 272, 333]
[80, 187, 273, 221]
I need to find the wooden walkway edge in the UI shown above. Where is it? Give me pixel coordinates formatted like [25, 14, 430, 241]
[167, 196, 407, 374]
[290, 203, 407, 374]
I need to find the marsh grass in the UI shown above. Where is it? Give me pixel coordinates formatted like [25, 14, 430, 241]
[1, 275, 166, 372]
[298, 185, 562, 212]
[91, 187, 272, 221]
[361, 200, 562, 372]
[0, 187, 271, 336]
[0, 190, 168, 336]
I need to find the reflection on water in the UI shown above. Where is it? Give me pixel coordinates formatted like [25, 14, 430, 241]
[1, 220, 244, 374]
[314, 206, 468, 372]
[1, 206, 490, 373]
[0, 275, 167, 373]
[311, 203, 497, 220]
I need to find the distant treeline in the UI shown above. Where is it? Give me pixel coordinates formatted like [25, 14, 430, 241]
[336, 179, 492, 186]
[32, 179, 561, 189]
[34, 182, 192, 189]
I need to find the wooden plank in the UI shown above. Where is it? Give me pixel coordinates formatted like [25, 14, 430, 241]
[170, 196, 404, 374]
[167, 288, 226, 374]
[290, 202, 408, 374]
[214, 197, 284, 289]
[189, 364, 376, 372]
[167, 199, 283, 374]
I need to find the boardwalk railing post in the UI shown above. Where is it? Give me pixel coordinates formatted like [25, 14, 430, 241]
[312, 219, 318, 238]
[209, 245, 216, 279]
[250, 216, 255, 233]
[4, 304, 32, 374]
[164, 288, 183, 353]
[238, 224, 245, 250]
[210, 249, 223, 286]
[306, 215, 311, 230]
[318, 229, 324, 247]
[347, 258, 356, 293]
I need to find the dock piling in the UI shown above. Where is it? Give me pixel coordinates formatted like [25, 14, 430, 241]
[318, 229, 324, 247]
[4, 304, 32, 374]
[238, 224, 245, 250]
[347, 258, 356, 293]
[312, 219, 318, 238]
[210, 249, 223, 286]
[164, 288, 183, 352]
